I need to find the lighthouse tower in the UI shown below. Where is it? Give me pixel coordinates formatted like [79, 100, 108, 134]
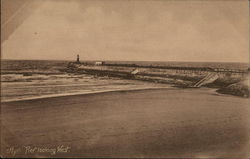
[76, 54, 80, 63]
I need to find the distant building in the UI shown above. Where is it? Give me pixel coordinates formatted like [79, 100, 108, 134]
[95, 61, 104, 65]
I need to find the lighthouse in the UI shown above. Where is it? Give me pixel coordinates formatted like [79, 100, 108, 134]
[76, 54, 80, 63]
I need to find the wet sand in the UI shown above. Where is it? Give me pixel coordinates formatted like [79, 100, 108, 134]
[1, 88, 250, 158]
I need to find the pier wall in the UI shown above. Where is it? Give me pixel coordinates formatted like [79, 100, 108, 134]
[67, 62, 248, 87]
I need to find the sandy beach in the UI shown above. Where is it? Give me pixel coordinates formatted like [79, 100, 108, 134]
[1, 88, 250, 158]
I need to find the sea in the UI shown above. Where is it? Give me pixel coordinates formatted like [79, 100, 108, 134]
[1, 60, 248, 102]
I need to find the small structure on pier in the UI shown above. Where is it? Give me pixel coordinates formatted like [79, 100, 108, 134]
[95, 61, 105, 65]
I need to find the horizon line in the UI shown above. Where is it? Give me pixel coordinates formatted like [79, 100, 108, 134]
[1, 58, 249, 64]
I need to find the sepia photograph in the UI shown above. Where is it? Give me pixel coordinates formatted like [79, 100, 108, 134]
[1, 0, 250, 158]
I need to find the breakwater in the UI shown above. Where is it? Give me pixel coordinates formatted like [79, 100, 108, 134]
[66, 62, 249, 89]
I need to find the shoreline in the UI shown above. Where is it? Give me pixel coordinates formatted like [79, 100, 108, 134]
[1, 79, 248, 104]
[1, 86, 175, 103]
[2, 68, 249, 103]
[2, 83, 247, 104]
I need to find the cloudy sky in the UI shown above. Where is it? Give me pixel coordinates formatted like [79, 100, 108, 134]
[1, 0, 249, 62]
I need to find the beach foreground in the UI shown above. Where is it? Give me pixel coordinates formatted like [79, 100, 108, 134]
[1, 88, 250, 158]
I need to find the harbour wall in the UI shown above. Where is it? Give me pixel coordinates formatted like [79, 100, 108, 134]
[67, 62, 249, 87]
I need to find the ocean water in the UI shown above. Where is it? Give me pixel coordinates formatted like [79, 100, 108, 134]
[1, 73, 171, 102]
[1, 60, 248, 102]
[1, 60, 170, 102]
